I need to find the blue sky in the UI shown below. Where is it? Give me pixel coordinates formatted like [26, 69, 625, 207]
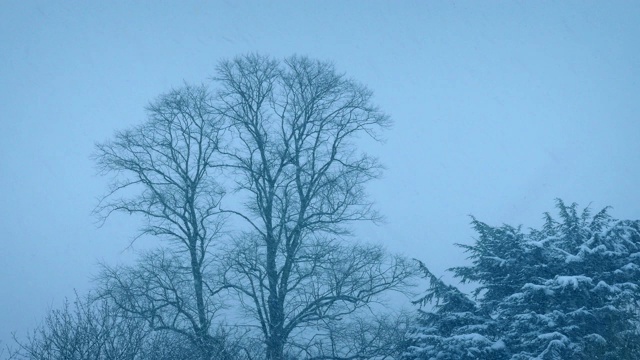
[1, 0, 639, 346]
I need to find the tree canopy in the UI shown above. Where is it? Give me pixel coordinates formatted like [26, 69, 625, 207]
[407, 200, 640, 360]
[90, 54, 413, 360]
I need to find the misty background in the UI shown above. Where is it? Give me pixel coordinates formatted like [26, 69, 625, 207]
[1, 0, 639, 347]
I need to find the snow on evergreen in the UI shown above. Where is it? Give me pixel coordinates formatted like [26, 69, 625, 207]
[406, 200, 640, 360]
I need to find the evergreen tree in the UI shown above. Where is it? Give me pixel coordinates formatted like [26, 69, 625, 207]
[407, 200, 640, 359]
[408, 261, 506, 360]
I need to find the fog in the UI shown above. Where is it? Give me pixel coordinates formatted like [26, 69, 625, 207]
[1, 1, 639, 349]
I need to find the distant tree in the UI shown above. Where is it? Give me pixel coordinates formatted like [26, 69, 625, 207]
[296, 310, 414, 360]
[406, 200, 640, 360]
[9, 294, 147, 360]
[139, 327, 253, 360]
[5, 291, 250, 360]
[1, 340, 15, 360]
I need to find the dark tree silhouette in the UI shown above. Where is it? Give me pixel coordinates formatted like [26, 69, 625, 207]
[93, 84, 228, 357]
[213, 55, 413, 359]
[93, 54, 413, 360]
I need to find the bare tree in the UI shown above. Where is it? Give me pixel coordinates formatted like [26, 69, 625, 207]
[214, 54, 413, 360]
[138, 325, 253, 360]
[93, 54, 414, 360]
[1, 340, 17, 360]
[7, 290, 248, 360]
[9, 294, 147, 360]
[297, 310, 414, 360]
[96, 248, 242, 359]
[93, 84, 227, 357]
[223, 235, 414, 359]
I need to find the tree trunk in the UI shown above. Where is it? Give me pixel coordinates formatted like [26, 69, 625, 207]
[266, 331, 285, 360]
[189, 244, 210, 355]
[266, 234, 286, 360]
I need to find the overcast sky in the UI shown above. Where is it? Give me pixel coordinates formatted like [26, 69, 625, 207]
[1, 0, 639, 347]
